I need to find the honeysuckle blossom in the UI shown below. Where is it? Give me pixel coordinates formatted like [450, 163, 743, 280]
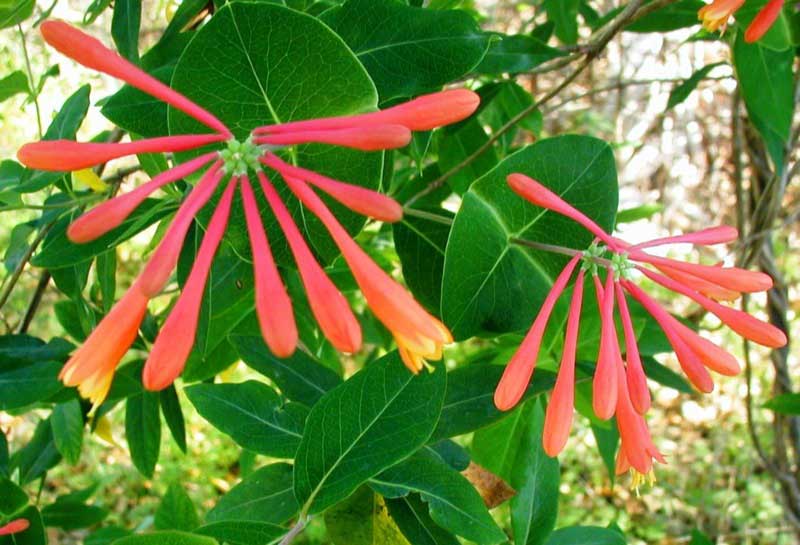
[19, 20, 480, 407]
[698, 0, 786, 42]
[0, 519, 30, 536]
[495, 172, 786, 481]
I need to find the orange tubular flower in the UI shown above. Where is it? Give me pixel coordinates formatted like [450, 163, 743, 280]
[745, 0, 785, 42]
[21, 20, 478, 405]
[0, 519, 30, 536]
[698, 0, 746, 32]
[497, 172, 786, 485]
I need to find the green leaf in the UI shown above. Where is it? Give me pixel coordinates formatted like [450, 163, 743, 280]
[113, 531, 218, 545]
[471, 402, 530, 481]
[0, 477, 28, 516]
[431, 363, 555, 441]
[322, 0, 490, 101]
[96, 250, 117, 313]
[169, 2, 382, 267]
[294, 352, 447, 514]
[733, 33, 794, 168]
[437, 118, 497, 194]
[0, 359, 63, 411]
[688, 529, 714, 545]
[125, 391, 162, 478]
[195, 522, 286, 545]
[185, 381, 306, 458]
[0, 0, 33, 29]
[41, 500, 107, 530]
[475, 33, 565, 75]
[372, 452, 505, 545]
[0, 335, 72, 366]
[160, 386, 187, 453]
[111, 0, 141, 62]
[101, 66, 172, 137]
[155, 483, 199, 531]
[615, 203, 663, 224]
[85, 526, 133, 545]
[393, 209, 452, 313]
[627, 0, 704, 32]
[10, 418, 61, 485]
[386, 495, 460, 545]
[478, 81, 542, 152]
[544, 0, 580, 44]
[0, 433, 7, 477]
[764, 393, 800, 415]
[544, 526, 626, 545]
[441, 136, 618, 340]
[591, 422, 619, 482]
[641, 356, 693, 394]
[0, 505, 46, 545]
[667, 63, 725, 110]
[324, 486, 412, 545]
[51, 399, 84, 465]
[509, 400, 559, 545]
[207, 463, 299, 524]
[734, 0, 793, 51]
[0, 70, 28, 103]
[231, 334, 342, 407]
[33, 199, 176, 269]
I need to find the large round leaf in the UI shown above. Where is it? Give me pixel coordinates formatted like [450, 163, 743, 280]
[168, 2, 382, 266]
[441, 135, 618, 340]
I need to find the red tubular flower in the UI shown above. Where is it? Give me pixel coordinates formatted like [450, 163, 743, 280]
[630, 225, 739, 249]
[745, 0, 785, 42]
[592, 271, 620, 420]
[261, 152, 403, 222]
[254, 124, 412, 151]
[0, 519, 30, 536]
[253, 88, 480, 134]
[59, 284, 149, 406]
[281, 174, 452, 373]
[39, 20, 230, 136]
[698, 0, 746, 32]
[258, 171, 363, 354]
[543, 269, 585, 457]
[18, 134, 225, 172]
[22, 21, 476, 405]
[67, 152, 218, 243]
[494, 254, 582, 411]
[615, 282, 651, 414]
[143, 179, 237, 391]
[240, 175, 298, 358]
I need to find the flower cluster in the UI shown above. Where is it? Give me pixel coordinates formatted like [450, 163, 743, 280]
[698, 0, 785, 42]
[19, 21, 479, 407]
[494, 173, 787, 484]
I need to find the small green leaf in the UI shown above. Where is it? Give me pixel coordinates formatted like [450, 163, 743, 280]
[372, 452, 505, 545]
[544, 526, 626, 545]
[51, 399, 84, 465]
[0, 71, 28, 103]
[111, 0, 141, 62]
[641, 357, 693, 394]
[294, 352, 447, 514]
[95, 250, 117, 313]
[231, 335, 342, 406]
[0, 477, 28, 516]
[543, 0, 580, 44]
[113, 531, 218, 545]
[322, 0, 490, 100]
[386, 495, 460, 545]
[667, 63, 726, 110]
[431, 363, 555, 441]
[10, 418, 61, 485]
[41, 500, 107, 530]
[688, 529, 714, 545]
[626, 0, 705, 32]
[160, 386, 187, 453]
[510, 400, 559, 545]
[471, 402, 530, 481]
[615, 203, 663, 224]
[476, 33, 565, 75]
[437, 118, 497, 194]
[125, 391, 161, 478]
[0, 505, 46, 545]
[764, 393, 800, 415]
[194, 522, 286, 545]
[207, 463, 299, 524]
[0, 359, 63, 411]
[155, 483, 199, 531]
[324, 486, 412, 545]
[0, 0, 34, 29]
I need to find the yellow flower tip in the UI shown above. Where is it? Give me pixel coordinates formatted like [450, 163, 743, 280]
[630, 468, 657, 496]
[72, 168, 109, 192]
[92, 414, 120, 447]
